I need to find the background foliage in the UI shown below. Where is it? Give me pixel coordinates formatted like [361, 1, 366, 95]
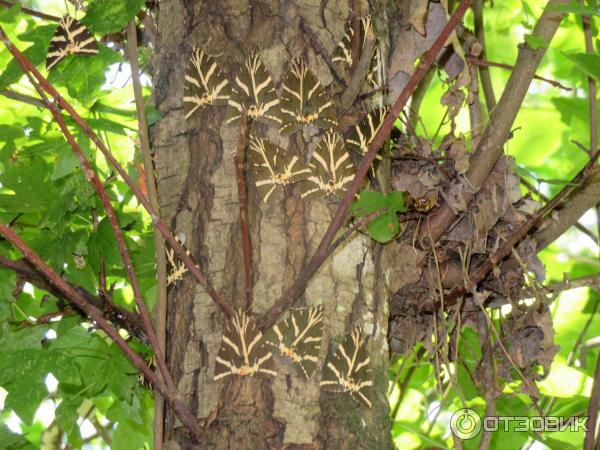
[0, 0, 598, 449]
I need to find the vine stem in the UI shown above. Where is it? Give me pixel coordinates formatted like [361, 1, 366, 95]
[256, 0, 473, 331]
[0, 25, 235, 318]
[0, 223, 204, 442]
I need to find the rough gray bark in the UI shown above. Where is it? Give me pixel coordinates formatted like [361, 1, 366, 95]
[152, 1, 438, 448]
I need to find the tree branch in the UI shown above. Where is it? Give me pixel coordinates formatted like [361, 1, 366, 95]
[425, 0, 570, 244]
[0, 0, 60, 21]
[466, 57, 572, 91]
[125, 19, 167, 450]
[535, 176, 600, 250]
[235, 117, 254, 310]
[520, 176, 597, 243]
[0, 223, 204, 442]
[0, 89, 45, 108]
[440, 148, 600, 310]
[256, 0, 473, 331]
[472, 0, 496, 112]
[520, 272, 600, 300]
[0, 256, 147, 339]
[13, 61, 179, 409]
[0, 25, 235, 318]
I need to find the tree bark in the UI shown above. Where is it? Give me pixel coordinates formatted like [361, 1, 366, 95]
[152, 1, 437, 448]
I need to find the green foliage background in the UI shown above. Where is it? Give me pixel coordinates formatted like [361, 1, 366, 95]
[0, 0, 598, 449]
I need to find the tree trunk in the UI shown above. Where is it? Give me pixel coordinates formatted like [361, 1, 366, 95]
[152, 1, 437, 448]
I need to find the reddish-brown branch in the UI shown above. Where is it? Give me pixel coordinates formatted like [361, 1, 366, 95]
[466, 56, 572, 91]
[16, 64, 178, 403]
[0, 25, 234, 318]
[0, 223, 203, 442]
[0, 256, 147, 338]
[0, 0, 60, 21]
[17, 308, 76, 326]
[440, 149, 600, 309]
[235, 117, 254, 310]
[256, 0, 473, 331]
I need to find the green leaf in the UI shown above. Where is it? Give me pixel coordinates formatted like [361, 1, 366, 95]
[109, 390, 153, 450]
[88, 217, 123, 272]
[548, 0, 599, 15]
[350, 190, 406, 243]
[47, 45, 120, 105]
[83, 0, 147, 35]
[367, 211, 398, 243]
[0, 349, 81, 423]
[0, 423, 37, 450]
[350, 190, 388, 216]
[0, 25, 55, 91]
[52, 150, 80, 181]
[564, 52, 600, 80]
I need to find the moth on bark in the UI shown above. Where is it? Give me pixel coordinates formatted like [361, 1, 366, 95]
[226, 54, 281, 125]
[332, 15, 382, 90]
[300, 131, 356, 200]
[263, 306, 324, 379]
[320, 327, 373, 408]
[248, 135, 311, 203]
[279, 58, 337, 134]
[183, 46, 230, 119]
[214, 311, 277, 380]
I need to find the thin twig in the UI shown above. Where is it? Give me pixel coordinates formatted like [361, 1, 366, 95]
[16, 308, 76, 326]
[521, 272, 600, 300]
[0, 0, 60, 21]
[16, 62, 178, 407]
[520, 176, 597, 243]
[0, 256, 147, 340]
[1, 89, 45, 108]
[125, 19, 167, 450]
[407, 66, 435, 134]
[235, 117, 254, 310]
[256, 0, 473, 331]
[0, 223, 204, 442]
[0, 25, 235, 318]
[472, 0, 497, 111]
[466, 57, 572, 91]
